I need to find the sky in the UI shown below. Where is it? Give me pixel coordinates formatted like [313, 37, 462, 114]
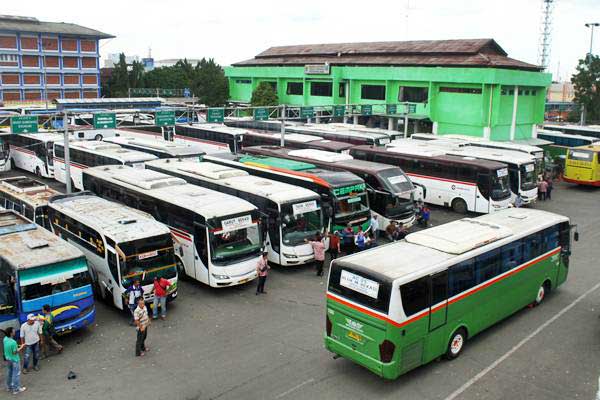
[3, 0, 599, 80]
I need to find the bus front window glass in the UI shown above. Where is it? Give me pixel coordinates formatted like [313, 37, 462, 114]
[119, 233, 176, 286]
[490, 170, 510, 200]
[334, 193, 369, 219]
[520, 164, 537, 191]
[280, 203, 322, 246]
[18, 260, 91, 301]
[210, 225, 261, 265]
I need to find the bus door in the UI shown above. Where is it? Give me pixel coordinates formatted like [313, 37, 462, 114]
[428, 271, 448, 331]
[0, 281, 19, 337]
[162, 127, 174, 141]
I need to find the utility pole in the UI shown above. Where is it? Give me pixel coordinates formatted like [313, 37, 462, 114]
[63, 112, 72, 194]
[280, 104, 286, 147]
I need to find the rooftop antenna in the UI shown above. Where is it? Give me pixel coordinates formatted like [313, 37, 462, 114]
[538, 0, 555, 70]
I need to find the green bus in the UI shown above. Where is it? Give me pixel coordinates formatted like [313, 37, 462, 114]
[325, 208, 575, 379]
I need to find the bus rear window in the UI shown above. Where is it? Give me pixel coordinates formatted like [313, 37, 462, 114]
[328, 262, 391, 313]
[569, 149, 593, 161]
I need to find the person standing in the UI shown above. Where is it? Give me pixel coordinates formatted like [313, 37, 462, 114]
[152, 276, 171, 320]
[41, 305, 63, 358]
[256, 252, 270, 295]
[538, 179, 548, 201]
[341, 224, 355, 255]
[133, 297, 150, 357]
[328, 230, 341, 260]
[546, 177, 553, 201]
[514, 194, 524, 208]
[306, 234, 326, 276]
[355, 226, 367, 252]
[4, 327, 26, 394]
[370, 215, 379, 241]
[20, 314, 42, 373]
[125, 279, 144, 325]
[386, 221, 398, 241]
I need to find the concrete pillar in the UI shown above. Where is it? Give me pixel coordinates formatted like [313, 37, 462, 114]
[432, 121, 438, 135]
[315, 116, 320, 123]
[510, 85, 519, 141]
[483, 127, 491, 140]
[353, 115, 358, 125]
[531, 124, 538, 138]
[343, 115, 348, 123]
[388, 117, 394, 131]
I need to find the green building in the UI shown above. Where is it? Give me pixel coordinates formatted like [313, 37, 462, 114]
[225, 39, 552, 141]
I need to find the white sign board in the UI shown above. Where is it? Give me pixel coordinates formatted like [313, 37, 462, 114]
[524, 164, 534, 172]
[292, 200, 318, 215]
[304, 64, 330, 75]
[388, 175, 408, 185]
[340, 270, 380, 299]
[497, 168, 508, 177]
[221, 215, 253, 233]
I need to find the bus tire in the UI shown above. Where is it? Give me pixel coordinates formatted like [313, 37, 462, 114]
[94, 134, 103, 141]
[535, 280, 551, 306]
[446, 328, 467, 359]
[452, 198, 468, 214]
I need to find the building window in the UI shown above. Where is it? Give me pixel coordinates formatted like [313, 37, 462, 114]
[439, 87, 482, 94]
[286, 82, 303, 96]
[310, 82, 332, 97]
[235, 79, 251, 84]
[399, 86, 429, 103]
[0, 54, 18, 63]
[339, 82, 345, 98]
[361, 84, 386, 101]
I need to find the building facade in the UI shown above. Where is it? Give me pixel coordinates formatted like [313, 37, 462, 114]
[0, 15, 113, 104]
[225, 39, 552, 141]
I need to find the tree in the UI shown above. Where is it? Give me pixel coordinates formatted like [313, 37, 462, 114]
[128, 60, 145, 89]
[251, 82, 279, 107]
[192, 58, 229, 106]
[108, 53, 129, 97]
[571, 55, 600, 123]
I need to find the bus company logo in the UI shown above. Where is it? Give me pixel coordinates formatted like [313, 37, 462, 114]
[345, 318, 363, 332]
[451, 185, 456, 190]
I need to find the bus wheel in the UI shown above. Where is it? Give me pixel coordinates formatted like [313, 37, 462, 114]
[452, 198, 468, 214]
[535, 281, 551, 306]
[446, 328, 467, 359]
[94, 134, 103, 141]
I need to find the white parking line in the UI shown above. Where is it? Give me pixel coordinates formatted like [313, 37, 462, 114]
[275, 378, 315, 399]
[444, 282, 600, 400]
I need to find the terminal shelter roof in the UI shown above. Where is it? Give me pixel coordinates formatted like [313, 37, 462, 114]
[0, 15, 114, 38]
[233, 38, 541, 71]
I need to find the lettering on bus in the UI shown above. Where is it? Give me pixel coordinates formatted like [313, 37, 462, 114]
[221, 215, 253, 232]
[333, 183, 366, 197]
[292, 200, 318, 215]
[340, 270, 379, 299]
[497, 168, 508, 177]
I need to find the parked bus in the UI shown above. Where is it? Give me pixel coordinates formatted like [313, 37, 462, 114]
[350, 145, 511, 214]
[0, 210, 96, 335]
[0, 176, 60, 229]
[241, 131, 354, 154]
[48, 192, 178, 309]
[71, 128, 117, 141]
[562, 144, 600, 186]
[243, 146, 419, 230]
[203, 153, 371, 233]
[82, 165, 263, 288]
[146, 158, 323, 266]
[104, 135, 206, 159]
[0, 134, 10, 172]
[536, 130, 600, 160]
[325, 208, 574, 379]
[7, 133, 63, 178]
[315, 123, 401, 140]
[53, 140, 158, 190]
[388, 139, 538, 204]
[543, 124, 600, 140]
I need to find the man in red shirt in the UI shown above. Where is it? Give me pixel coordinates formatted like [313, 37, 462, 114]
[152, 277, 171, 320]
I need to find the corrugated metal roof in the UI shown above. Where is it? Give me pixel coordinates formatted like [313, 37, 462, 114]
[232, 39, 541, 71]
[0, 15, 114, 38]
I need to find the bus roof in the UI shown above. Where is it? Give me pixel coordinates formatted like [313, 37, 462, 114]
[572, 144, 600, 152]
[18, 132, 64, 142]
[83, 165, 258, 219]
[245, 131, 354, 151]
[0, 176, 61, 208]
[49, 193, 170, 243]
[544, 124, 600, 134]
[146, 158, 320, 204]
[292, 124, 389, 140]
[325, 123, 399, 137]
[187, 123, 246, 136]
[104, 136, 206, 157]
[336, 208, 568, 283]
[537, 129, 600, 142]
[65, 140, 159, 163]
[412, 133, 544, 154]
[0, 210, 83, 270]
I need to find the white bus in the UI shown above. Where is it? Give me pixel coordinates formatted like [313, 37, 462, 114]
[0, 176, 61, 229]
[71, 128, 118, 141]
[104, 135, 206, 159]
[389, 139, 538, 204]
[349, 145, 512, 214]
[316, 123, 402, 139]
[53, 140, 158, 190]
[146, 158, 323, 267]
[47, 192, 178, 310]
[0, 134, 10, 172]
[7, 132, 63, 178]
[288, 124, 395, 146]
[82, 165, 263, 288]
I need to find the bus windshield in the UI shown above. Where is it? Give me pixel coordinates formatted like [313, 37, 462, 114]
[118, 233, 176, 285]
[18, 258, 91, 301]
[280, 200, 322, 246]
[377, 168, 414, 194]
[210, 224, 262, 264]
[334, 192, 369, 220]
[491, 169, 511, 200]
[520, 163, 537, 191]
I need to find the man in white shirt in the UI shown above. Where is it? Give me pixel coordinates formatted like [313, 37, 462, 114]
[20, 313, 42, 373]
[370, 215, 380, 241]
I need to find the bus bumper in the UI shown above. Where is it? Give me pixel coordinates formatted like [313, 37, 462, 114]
[325, 336, 398, 380]
[563, 176, 600, 186]
[54, 306, 96, 336]
[280, 253, 314, 266]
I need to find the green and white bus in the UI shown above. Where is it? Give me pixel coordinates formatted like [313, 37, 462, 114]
[325, 208, 575, 379]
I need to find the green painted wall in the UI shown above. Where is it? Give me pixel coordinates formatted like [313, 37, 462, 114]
[225, 65, 552, 140]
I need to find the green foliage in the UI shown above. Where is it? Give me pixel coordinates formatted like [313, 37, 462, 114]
[192, 58, 229, 107]
[251, 82, 279, 107]
[571, 55, 600, 123]
[106, 53, 129, 97]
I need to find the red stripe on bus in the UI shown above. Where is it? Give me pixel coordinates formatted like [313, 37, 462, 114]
[327, 247, 561, 329]
[171, 231, 191, 242]
[405, 172, 477, 187]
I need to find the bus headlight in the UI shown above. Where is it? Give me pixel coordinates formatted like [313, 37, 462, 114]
[211, 274, 230, 280]
[283, 253, 298, 259]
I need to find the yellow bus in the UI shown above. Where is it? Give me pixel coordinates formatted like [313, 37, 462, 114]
[563, 144, 600, 186]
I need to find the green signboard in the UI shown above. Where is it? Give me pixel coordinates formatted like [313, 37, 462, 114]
[333, 183, 367, 196]
[254, 108, 269, 121]
[333, 105, 346, 117]
[93, 113, 116, 129]
[386, 104, 397, 114]
[207, 108, 225, 123]
[300, 106, 314, 119]
[155, 110, 176, 126]
[10, 116, 38, 134]
[361, 105, 373, 116]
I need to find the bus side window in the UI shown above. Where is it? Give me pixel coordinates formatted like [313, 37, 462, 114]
[0, 282, 16, 315]
[477, 174, 490, 198]
[501, 241, 523, 273]
[107, 250, 119, 282]
[523, 232, 542, 261]
[449, 259, 475, 297]
[474, 248, 501, 285]
[559, 222, 571, 251]
[541, 226, 559, 252]
[430, 271, 448, 305]
[400, 276, 429, 317]
[195, 224, 208, 267]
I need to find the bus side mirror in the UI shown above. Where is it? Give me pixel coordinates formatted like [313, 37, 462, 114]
[574, 232, 579, 242]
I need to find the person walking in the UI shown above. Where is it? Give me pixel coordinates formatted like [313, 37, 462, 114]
[538, 179, 548, 201]
[133, 297, 150, 357]
[546, 177, 553, 201]
[370, 215, 379, 241]
[125, 279, 144, 325]
[41, 305, 63, 358]
[328, 230, 340, 260]
[20, 314, 42, 373]
[255, 252, 270, 295]
[152, 276, 171, 320]
[4, 327, 26, 394]
[355, 226, 367, 252]
[306, 234, 326, 276]
[341, 224, 355, 255]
